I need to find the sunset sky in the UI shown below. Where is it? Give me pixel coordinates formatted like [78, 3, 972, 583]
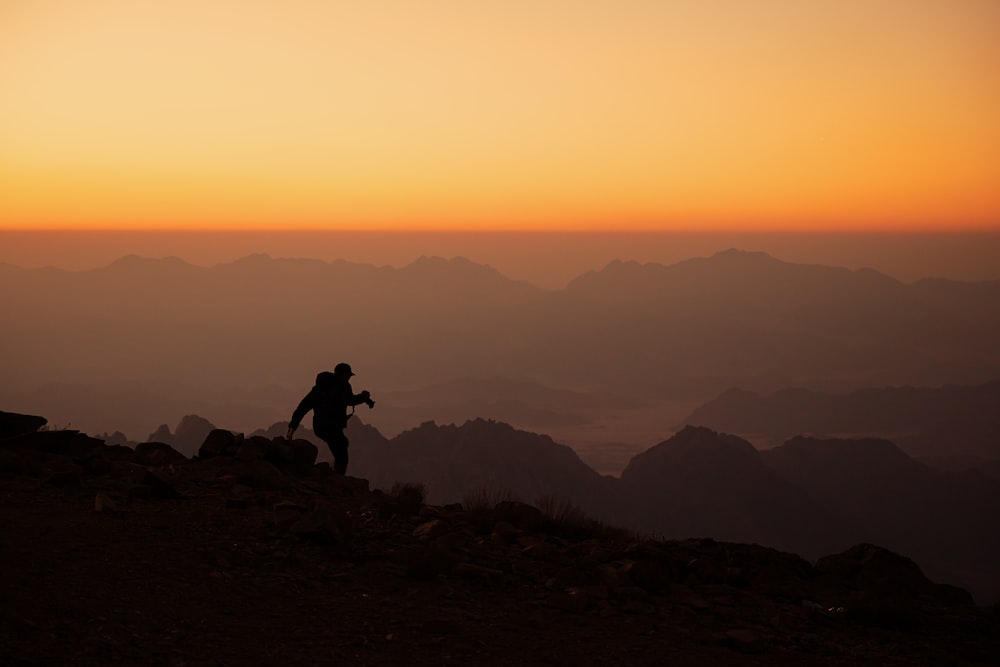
[2, 0, 998, 231]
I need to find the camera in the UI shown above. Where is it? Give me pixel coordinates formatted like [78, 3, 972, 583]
[361, 391, 375, 409]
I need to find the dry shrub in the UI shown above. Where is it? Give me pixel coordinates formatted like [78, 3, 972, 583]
[461, 487, 519, 534]
[461, 486, 519, 513]
[375, 481, 427, 519]
[389, 482, 426, 513]
[535, 494, 630, 541]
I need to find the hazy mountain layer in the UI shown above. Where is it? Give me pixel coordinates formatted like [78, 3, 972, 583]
[4, 250, 1000, 444]
[683, 380, 1000, 460]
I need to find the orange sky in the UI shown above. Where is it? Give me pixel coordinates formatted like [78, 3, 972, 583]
[2, 1, 999, 231]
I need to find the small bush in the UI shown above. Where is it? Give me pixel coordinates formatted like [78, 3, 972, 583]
[377, 482, 426, 518]
[536, 494, 588, 525]
[535, 494, 630, 541]
[461, 486, 519, 513]
[461, 487, 519, 534]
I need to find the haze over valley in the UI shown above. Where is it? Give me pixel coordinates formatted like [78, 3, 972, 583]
[3, 242, 999, 454]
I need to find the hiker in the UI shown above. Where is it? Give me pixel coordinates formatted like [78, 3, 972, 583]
[286, 362, 374, 475]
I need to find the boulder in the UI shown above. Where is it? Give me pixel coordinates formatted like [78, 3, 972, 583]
[142, 471, 181, 499]
[494, 500, 546, 533]
[0, 450, 26, 474]
[199, 429, 241, 459]
[284, 438, 318, 466]
[235, 436, 270, 462]
[133, 442, 187, 466]
[48, 470, 81, 487]
[233, 460, 292, 490]
[0, 411, 47, 439]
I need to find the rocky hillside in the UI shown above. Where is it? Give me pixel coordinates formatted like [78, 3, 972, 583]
[157, 413, 1000, 605]
[2, 411, 998, 665]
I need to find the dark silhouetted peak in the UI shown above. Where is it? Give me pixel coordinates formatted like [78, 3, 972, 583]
[686, 381, 1000, 460]
[392, 417, 555, 450]
[620, 425, 761, 485]
[403, 255, 498, 278]
[565, 249, 901, 306]
[174, 414, 216, 440]
[619, 426, 852, 557]
[706, 248, 780, 265]
[398, 256, 537, 296]
[817, 543, 975, 606]
[229, 252, 273, 265]
[147, 424, 173, 443]
[106, 254, 194, 271]
[147, 415, 217, 457]
[222, 254, 332, 272]
[356, 418, 618, 521]
[767, 435, 925, 474]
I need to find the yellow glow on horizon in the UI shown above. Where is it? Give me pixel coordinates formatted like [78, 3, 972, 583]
[2, 1, 999, 231]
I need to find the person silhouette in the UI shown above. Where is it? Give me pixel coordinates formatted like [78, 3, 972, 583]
[286, 362, 374, 475]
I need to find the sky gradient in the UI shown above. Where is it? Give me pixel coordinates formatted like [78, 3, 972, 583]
[2, 0, 999, 231]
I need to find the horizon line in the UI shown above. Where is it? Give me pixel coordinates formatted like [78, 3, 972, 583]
[4, 227, 1000, 235]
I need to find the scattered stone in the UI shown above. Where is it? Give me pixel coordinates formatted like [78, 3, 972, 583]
[0, 450, 26, 474]
[490, 521, 521, 545]
[133, 442, 187, 466]
[48, 470, 81, 487]
[288, 509, 344, 544]
[401, 544, 457, 580]
[234, 460, 291, 490]
[545, 589, 589, 613]
[622, 558, 675, 594]
[455, 563, 504, 580]
[101, 445, 135, 462]
[706, 628, 765, 654]
[142, 471, 181, 499]
[94, 492, 118, 513]
[78, 454, 115, 477]
[413, 519, 450, 541]
[521, 540, 560, 561]
[494, 501, 546, 532]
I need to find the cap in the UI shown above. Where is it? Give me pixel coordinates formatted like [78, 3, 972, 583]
[333, 362, 354, 377]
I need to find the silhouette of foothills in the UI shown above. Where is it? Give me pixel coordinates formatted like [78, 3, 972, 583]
[286, 362, 374, 474]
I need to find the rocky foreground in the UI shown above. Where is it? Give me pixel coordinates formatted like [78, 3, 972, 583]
[1, 412, 998, 666]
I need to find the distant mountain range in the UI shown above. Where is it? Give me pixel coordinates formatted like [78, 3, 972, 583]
[150, 412, 1000, 604]
[6, 247, 1000, 601]
[683, 380, 1000, 462]
[4, 250, 1000, 442]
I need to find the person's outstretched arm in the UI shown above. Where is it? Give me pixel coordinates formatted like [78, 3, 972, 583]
[286, 390, 316, 439]
[348, 389, 371, 407]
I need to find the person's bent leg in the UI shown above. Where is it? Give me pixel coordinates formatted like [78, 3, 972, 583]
[329, 431, 350, 475]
